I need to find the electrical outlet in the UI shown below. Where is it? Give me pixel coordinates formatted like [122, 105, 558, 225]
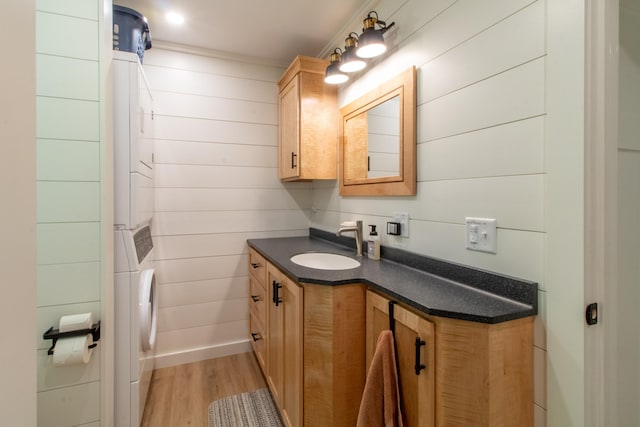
[465, 217, 497, 253]
[393, 212, 409, 237]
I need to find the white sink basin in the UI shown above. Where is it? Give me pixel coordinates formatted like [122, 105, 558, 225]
[290, 252, 361, 270]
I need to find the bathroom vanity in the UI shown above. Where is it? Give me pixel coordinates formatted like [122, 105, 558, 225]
[247, 230, 537, 427]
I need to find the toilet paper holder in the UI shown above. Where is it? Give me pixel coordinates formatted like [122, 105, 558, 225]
[43, 321, 101, 356]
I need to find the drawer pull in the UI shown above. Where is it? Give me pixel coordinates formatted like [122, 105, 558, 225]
[250, 262, 261, 269]
[251, 333, 261, 342]
[414, 337, 426, 375]
[250, 295, 260, 302]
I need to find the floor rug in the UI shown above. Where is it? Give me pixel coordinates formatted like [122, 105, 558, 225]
[208, 388, 284, 427]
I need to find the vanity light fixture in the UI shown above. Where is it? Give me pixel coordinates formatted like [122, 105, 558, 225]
[339, 33, 367, 73]
[325, 11, 395, 85]
[356, 11, 395, 59]
[324, 48, 349, 85]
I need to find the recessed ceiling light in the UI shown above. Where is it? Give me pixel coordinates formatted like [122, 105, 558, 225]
[166, 11, 184, 25]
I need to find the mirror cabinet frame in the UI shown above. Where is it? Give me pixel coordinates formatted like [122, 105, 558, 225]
[339, 66, 417, 196]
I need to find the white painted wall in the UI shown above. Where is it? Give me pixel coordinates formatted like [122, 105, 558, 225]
[35, 0, 108, 425]
[144, 48, 313, 367]
[0, 1, 36, 425]
[545, 1, 587, 425]
[314, 0, 549, 424]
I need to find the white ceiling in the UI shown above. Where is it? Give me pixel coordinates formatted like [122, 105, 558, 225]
[114, 0, 368, 66]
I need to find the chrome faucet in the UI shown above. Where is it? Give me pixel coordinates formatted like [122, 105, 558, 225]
[336, 220, 363, 256]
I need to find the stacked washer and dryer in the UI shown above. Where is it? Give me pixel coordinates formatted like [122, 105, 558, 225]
[113, 50, 157, 427]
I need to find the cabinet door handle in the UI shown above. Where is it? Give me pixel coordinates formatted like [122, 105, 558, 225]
[291, 152, 297, 169]
[251, 332, 261, 341]
[272, 280, 283, 306]
[414, 337, 426, 375]
[250, 295, 260, 302]
[250, 262, 261, 269]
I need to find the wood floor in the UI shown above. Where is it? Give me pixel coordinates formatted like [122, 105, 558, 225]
[141, 352, 267, 426]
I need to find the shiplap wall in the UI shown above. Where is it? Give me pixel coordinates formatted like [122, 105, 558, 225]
[312, 0, 547, 425]
[35, 0, 103, 426]
[615, 1, 640, 423]
[143, 49, 312, 367]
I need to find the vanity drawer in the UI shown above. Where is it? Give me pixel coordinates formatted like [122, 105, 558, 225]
[249, 276, 267, 327]
[249, 248, 267, 287]
[249, 312, 267, 373]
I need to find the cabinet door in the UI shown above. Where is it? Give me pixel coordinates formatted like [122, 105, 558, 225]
[267, 264, 303, 427]
[249, 311, 267, 372]
[248, 249, 268, 375]
[249, 248, 267, 286]
[249, 276, 267, 328]
[366, 291, 435, 427]
[281, 277, 303, 427]
[267, 264, 284, 407]
[279, 76, 300, 180]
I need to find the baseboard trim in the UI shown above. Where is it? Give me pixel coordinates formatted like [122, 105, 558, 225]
[152, 340, 252, 369]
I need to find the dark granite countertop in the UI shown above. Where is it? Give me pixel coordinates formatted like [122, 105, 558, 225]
[247, 229, 537, 324]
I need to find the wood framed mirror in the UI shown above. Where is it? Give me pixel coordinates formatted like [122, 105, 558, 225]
[339, 66, 416, 196]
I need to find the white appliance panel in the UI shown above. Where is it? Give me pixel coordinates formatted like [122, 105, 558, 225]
[130, 172, 153, 230]
[114, 225, 156, 427]
[114, 51, 154, 230]
[137, 68, 154, 170]
[114, 271, 134, 427]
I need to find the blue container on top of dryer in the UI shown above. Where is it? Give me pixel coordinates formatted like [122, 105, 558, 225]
[113, 5, 152, 63]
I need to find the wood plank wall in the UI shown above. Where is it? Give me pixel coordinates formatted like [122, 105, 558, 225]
[143, 49, 312, 367]
[35, 0, 103, 426]
[312, 1, 547, 425]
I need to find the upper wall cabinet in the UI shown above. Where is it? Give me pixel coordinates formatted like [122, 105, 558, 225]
[340, 67, 417, 196]
[278, 56, 338, 181]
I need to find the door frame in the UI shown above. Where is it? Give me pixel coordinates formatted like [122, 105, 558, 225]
[0, 0, 37, 424]
[584, 0, 619, 425]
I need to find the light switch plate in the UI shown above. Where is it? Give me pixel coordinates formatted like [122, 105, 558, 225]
[393, 212, 409, 237]
[465, 217, 497, 253]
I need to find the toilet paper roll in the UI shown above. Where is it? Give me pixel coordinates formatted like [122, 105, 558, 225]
[53, 334, 93, 367]
[59, 313, 93, 333]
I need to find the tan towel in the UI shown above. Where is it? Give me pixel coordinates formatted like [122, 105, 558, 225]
[356, 330, 403, 427]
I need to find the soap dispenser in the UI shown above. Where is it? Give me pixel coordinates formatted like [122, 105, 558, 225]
[367, 225, 380, 260]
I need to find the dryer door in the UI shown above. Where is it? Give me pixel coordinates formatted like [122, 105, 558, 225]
[139, 268, 157, 351]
